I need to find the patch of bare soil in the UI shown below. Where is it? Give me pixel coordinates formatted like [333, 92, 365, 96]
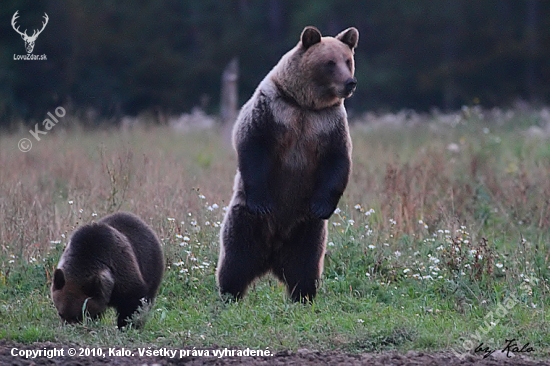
[2, 341, 549, 366]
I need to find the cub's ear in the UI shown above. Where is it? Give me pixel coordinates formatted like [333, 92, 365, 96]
[336, 27, 359, 50]
[301, 26, 322, 49]
[53, 269, 66, 290]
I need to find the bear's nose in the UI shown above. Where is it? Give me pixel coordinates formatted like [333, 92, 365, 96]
[345, 78, 357, 94]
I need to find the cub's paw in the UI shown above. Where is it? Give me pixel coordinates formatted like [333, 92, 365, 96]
[310, 199, 337, 220]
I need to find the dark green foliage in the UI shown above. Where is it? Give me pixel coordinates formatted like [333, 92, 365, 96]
[2, 0, 550, 124]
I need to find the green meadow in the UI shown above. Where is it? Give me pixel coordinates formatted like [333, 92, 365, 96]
[1, 107, 549, 358]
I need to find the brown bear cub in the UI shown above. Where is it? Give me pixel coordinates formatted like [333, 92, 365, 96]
[217, 26, 358, 302]
[51, 212, 164, 328]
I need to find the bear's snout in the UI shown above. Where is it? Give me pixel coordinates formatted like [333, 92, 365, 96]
[344, 78, 357, 96]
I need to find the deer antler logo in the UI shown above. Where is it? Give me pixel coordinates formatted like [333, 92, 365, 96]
[12, 11, 49, 54]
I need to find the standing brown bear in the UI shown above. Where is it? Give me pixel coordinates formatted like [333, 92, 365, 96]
[51, 212, 164, 328]
[217, 26, 358, 302]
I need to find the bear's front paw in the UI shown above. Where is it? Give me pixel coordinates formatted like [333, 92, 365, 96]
[245, 196, 273, 215]
[310, 199, 336, 220]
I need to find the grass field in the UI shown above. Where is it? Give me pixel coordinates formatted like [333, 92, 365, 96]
[1, 107, 549, 358]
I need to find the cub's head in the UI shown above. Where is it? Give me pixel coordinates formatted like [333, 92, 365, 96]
[276, 26, 359, 109]
[51, 267, 114, 324]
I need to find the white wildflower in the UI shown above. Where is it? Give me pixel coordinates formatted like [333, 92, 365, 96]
[207, 203, 219, 211]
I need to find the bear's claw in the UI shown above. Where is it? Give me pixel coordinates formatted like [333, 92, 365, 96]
[245, 199, 273, 215]
[310, 200, 335, 220]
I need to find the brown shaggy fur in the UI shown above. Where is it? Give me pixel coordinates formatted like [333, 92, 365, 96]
[51, 212, 164, 328]
[217, 26, 358, 302]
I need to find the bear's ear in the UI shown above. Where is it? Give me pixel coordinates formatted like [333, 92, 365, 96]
[300, 26, 322, 50]
[336, 27, 359, 50]
[53, 268, 66, 290]
[89, 269, 114, 300]
[97, 269, 115, 300]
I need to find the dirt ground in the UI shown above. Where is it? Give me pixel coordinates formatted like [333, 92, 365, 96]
[2, 341, 549, 366]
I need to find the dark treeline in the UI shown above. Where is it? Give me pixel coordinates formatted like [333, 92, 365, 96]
[1, 0, 549, 126]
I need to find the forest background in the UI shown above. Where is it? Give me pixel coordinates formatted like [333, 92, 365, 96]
[1, 0, 549, 125]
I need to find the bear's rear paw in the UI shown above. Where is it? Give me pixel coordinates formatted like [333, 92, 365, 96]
[219, 286, 245, 303]
[289, 286, 317, 303]
[219, 291, 241, 304]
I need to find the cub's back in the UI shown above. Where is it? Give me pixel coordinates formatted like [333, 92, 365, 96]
[99, 212, 164, 295]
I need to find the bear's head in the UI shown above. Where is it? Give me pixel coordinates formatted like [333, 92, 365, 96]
[51, 267, 114, 324]
[274, 26, 359, 110]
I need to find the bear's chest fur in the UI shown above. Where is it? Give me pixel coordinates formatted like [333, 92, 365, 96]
[263, 99, 346, 220]
[277, 118, 320, 171]
[271, 98, 343, 172]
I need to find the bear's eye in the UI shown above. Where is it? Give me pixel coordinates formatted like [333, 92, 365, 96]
[346, 59, 352, 69]
[326, 60, 336, 69]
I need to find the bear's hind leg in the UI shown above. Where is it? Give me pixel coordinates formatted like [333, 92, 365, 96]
[272, 220, 327, 303]
[116, 298, 144, 329]
[217, 205, 269, 301]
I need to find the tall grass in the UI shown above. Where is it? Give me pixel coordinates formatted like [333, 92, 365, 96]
[0, 107, 549, 356]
